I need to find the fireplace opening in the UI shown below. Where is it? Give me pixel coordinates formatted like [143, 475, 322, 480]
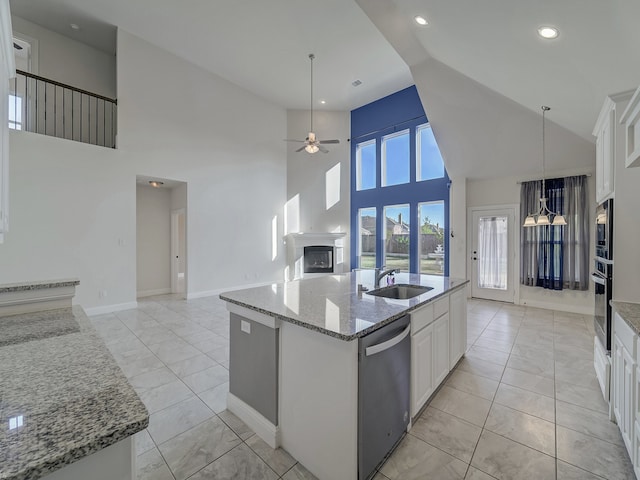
[303, 246, 334, 274]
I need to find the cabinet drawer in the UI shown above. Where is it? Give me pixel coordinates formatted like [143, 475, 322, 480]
[411, 304, 434, 334]
[434, 296, 449, 319]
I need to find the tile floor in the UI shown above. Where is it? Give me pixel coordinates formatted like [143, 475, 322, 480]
[89, 295, 636, 480]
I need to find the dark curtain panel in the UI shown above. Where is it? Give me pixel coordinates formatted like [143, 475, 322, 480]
[520, 180, 541, 286]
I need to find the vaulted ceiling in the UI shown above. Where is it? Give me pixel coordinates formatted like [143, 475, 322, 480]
[9, 0, 640, 178]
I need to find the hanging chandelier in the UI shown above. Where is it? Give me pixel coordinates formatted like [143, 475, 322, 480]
[523, 106, 567, 227]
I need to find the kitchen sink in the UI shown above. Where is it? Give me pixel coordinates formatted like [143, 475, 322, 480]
[366, 284, 433, 300]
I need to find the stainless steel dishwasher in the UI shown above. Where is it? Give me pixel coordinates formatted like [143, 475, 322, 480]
[358, 315, 411, 480]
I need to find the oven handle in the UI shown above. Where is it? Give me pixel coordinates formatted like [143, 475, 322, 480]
[591, 273, 606, 286]
[594, 256, 614, 265]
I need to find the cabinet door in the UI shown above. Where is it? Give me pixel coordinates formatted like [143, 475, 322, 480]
[411, 325, 434, 417]
[449, 289, 467, 369]
[622, 346, 636, 455]
[613, 335, 624, 427]
[596, 109, 615, 202]
[433, 313, 450, 387]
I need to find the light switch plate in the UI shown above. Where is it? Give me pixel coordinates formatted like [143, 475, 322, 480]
[241, 320, 251, 334]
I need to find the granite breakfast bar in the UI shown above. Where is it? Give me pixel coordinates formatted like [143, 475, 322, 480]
[0, 287, 149, 480]
[220, 270, 468, 480]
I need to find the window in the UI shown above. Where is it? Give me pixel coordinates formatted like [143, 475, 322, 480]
[8, 94, 22, 130]
[356, 140, 376, 191]
[418, 201, 445, 275]
[382, 130, 409, 187]
[384, 204, 410, 272]
[350, 86, 449, 275]
[357, 207, 376, 269]
[417, 124, 444, 181]
[520, 175, 589, 290]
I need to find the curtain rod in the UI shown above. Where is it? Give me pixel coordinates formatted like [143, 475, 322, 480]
[516, 173, 591, 185]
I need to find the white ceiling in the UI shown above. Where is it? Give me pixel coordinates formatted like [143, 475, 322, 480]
[9, 0, 640, 142]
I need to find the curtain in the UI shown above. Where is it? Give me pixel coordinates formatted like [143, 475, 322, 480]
[563, 175, 589, 290]
[478, 216, 507, 289]
[520, 175, 589, 291]
[520, 180, 541, 286]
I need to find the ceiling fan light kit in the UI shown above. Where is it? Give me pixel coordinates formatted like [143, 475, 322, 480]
[285, 53, 340, 154]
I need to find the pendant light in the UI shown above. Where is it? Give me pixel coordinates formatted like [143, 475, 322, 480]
[523, 106, 567, 227]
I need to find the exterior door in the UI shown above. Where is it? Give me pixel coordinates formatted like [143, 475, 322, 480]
[471, 207, 515, 303]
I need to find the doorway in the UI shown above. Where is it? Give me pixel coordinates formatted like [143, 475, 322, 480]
[171, 209, 186, 294]
[469, 206, 517, 303]
[136, 176, 187, 298]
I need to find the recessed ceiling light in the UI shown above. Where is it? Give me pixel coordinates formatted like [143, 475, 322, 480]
[352, 80, 362, 87]
[537, 26, 559, 39]
[320, 100, 326, 105]
[70, 23, 80, 30]
[149, 181, 164, 188]
[414, 15, 428, 26]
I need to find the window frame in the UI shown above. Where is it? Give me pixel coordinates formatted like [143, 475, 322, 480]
[350, 118, 450, 275]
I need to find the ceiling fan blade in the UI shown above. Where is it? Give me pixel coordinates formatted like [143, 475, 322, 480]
[319, 139, 340, 144]
[318, 145, 329, 153]
[295, 146, 307, 152]
[284, 139, 305, 143]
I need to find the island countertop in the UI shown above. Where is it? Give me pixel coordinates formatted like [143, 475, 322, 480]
[0, 306, 149, 480]
[220, 271, 468, 340]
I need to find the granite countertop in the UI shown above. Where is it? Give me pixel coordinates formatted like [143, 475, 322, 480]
[220, 271, 468, 340]
[0, 279, 80, 294]
[611, 301, 640, 336]
[0, 307, 149, 480]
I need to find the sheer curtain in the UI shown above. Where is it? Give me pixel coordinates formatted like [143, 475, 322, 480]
[478, 216, 507, 289]
[520, 175, 589, 291]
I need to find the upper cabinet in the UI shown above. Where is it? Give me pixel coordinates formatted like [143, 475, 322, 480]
[593, 98, 616, 203]
[620, 86, 640, 169]
[593, 91, 635, 203]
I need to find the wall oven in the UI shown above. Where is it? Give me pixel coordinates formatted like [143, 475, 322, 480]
[592, 258, 613, 352]
[596, 198, 613, 260]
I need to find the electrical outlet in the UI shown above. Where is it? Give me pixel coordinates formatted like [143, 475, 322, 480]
[98, 290, 108, 298]
[241, 320, 251, 334]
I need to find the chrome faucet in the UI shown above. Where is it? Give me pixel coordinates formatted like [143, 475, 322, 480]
[375, 267, 398, 287]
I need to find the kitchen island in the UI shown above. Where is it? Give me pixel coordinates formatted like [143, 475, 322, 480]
[220, 270, 468, 480]
[0, 306, 149, 480]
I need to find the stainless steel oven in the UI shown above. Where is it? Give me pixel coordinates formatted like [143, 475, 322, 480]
[592, 258, 613, 352]
[596, 198, 613, 260]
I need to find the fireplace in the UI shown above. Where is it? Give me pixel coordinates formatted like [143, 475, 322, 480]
[284, 232, 346, 281]
[303, 246, 334, 274]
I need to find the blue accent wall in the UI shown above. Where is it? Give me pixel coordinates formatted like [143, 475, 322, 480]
[350, 86, 450, 275]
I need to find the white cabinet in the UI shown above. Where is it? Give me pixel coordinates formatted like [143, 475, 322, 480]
[410, 287, 466, 418]
[433, 313, 450, 386]
[593, 98, 616, 203]
[612, 312, 637, 460]
[411, 322, 434, 417]
[620, 86, 640, 168]
[449, 287, 467, 369]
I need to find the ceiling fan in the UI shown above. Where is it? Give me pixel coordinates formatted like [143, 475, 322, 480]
[286, 54, 340, 154]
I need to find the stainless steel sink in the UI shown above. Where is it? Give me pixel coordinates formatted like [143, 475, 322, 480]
[366, 284, 433, 300]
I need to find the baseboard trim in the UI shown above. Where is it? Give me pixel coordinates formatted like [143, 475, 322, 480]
[518, 299, 593, 315]
[84, 301, 138, 316]
[227, 392, 279, 448]
[137, 288, 171, 298]
[187, 281, 274, 300]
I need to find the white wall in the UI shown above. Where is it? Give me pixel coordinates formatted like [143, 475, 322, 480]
[286, 109, 351, 269]
[136, 184, 171, 296]
[11, 16, 116, 98]
[1, 130, 135, 311]
[467, 173, 596, 314]
[117, 30, 287, 298]
[0, 28, 288, 311]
